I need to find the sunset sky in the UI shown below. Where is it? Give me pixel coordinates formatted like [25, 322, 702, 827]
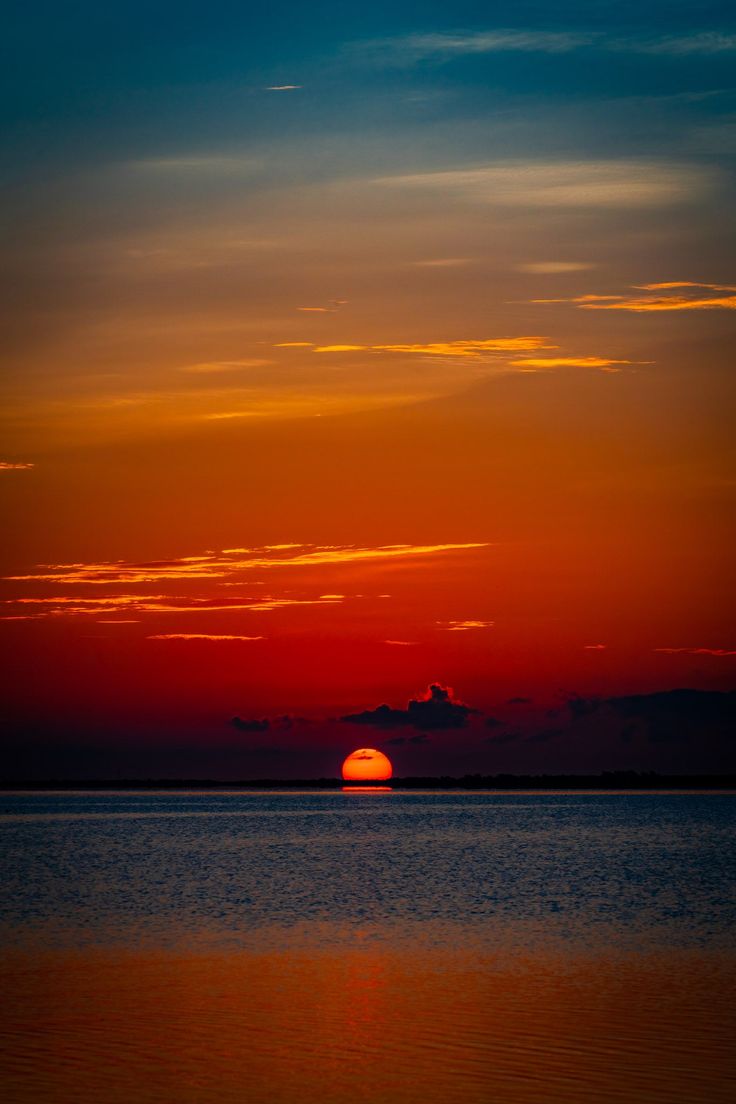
[1, 2, 735, 777]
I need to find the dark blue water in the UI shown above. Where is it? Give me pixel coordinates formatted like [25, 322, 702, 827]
[1, 790, 733, 951]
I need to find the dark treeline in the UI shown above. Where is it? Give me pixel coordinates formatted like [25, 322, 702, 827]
[1, 772, 735, 790]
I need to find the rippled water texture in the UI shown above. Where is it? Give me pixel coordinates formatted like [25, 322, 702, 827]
[1, 791, 734, 1102]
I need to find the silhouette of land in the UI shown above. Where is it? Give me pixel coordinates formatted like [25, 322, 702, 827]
[1, 772, 734, 790]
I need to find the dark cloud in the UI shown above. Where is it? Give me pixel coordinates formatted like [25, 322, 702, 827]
[342, 683, 477, 731]
[229, 714, 303, 734]
[567, 689, 736, 744]
[384, 733, 431, 746]
[484, 716, 504, 728]
[526, 727, 563, 744]
[230, 716, 270, 733]
[508, 697, 532, 705]
[484, 730, 520, 746]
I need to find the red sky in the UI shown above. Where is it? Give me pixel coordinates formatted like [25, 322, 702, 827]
[1, 7, 735, 777]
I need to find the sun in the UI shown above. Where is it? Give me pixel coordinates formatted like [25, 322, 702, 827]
[342, 748, 393, 782]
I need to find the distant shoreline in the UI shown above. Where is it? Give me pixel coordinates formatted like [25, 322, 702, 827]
[1, 772, 734, 791]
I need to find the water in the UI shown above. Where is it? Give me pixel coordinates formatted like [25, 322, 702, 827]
[1, 790, 734, 1101]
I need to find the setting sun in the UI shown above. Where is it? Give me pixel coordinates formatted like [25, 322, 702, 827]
[342, 748, 393, 782]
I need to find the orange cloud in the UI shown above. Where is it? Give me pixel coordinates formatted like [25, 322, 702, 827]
[532, 280, 736, 312]
[584, 295, 736, 312]
[4, 542, 488, 587]
[509, 356, 637, 370]
[437, 619, 494, 631]
[312, 345, 368, 352]
[654, 647, 736, 656]
[1, 594, 344, 620]
[303, 337, 555, 358]
[0, 461, 34, 470]
[148, 633, 265, 641]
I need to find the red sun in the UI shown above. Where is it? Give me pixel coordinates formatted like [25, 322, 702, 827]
[342, 748, 393, 782]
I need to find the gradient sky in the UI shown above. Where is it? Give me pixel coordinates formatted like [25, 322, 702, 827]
[1, 2, 735, 777]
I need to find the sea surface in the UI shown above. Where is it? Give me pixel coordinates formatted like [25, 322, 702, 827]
[1, 789, 734, 1102]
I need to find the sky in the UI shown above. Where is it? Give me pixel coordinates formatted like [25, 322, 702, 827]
[1, 1, 735, 778]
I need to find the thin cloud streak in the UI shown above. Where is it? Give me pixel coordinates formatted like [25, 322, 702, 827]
[376, 161, 715, 209]
[148, 634, 265, 641]
[308, 337, 555, 358]
[532, 281, 736, 312]
[4, 542, 489, 586]
[437, 619, 495, 631]
[359, 28, 736, 62]
[654, 647, 736, 657]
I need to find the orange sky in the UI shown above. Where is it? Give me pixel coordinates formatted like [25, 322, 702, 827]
[1, 7, 735, 777]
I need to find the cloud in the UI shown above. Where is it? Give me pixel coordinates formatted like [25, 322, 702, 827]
[410, 258, 473, 268]
[264, 85, 302, 91]
[507, 696, 532, 705]
[341, 683, 478, 730]
[654, 647, 736, 657]
[359, 29, 736, 63]
[384, 639, 418, 646]
[1, 594, 343, 620]
[0, 461, 34, 470]
[515, 262, 596, 274]
[179, 359, 273, 373]
[148, 633, 264, 642]
[297, 299, 348, 313]
[306, 337, 554, 358]
[364, 31, 597, 63]
[383, 733, 431, 746]
[4, 542, 488, 588]
[586, 295, 736, 313]
[437, 619, 494, 631]
[533, 281, 736, 312]
[567, 689, 736, 745]
[509, 357, 636, 371]
[313, 345, 368, 353]
[628, 33, 736, 56]
[377, 161, 714, 209]
[584, 643, 608, 650]
[230, 717, 270, 733]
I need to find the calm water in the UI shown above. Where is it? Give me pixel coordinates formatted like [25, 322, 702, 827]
[1, 790, 734, 1102]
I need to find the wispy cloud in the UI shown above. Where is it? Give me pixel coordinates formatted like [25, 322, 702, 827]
[179, 359, 273, 373]
[533, 281, 736, 312]
[1, 542, 490, 621]
[264, 84, 302, 91]
[358, 28, 736, 63]
[654, 647, 736, 657]
[377, 161, 714, 209]
[148, 633, 265, 642]
[307, 337, 554, 358]
[509, 356, 639, 371]
[437, 619, 494, 631]
[0, 461, 34, 470]
[2, 595, 343, 620]
[409, 258, 474, 268]
[628, 32, 736, 56]
[363, 30, 597, 63]
[297, 299, 348, 313]
[515, 262, 596, 274]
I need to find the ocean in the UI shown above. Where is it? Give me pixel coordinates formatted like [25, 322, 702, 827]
[1, 790, 734, 1102]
